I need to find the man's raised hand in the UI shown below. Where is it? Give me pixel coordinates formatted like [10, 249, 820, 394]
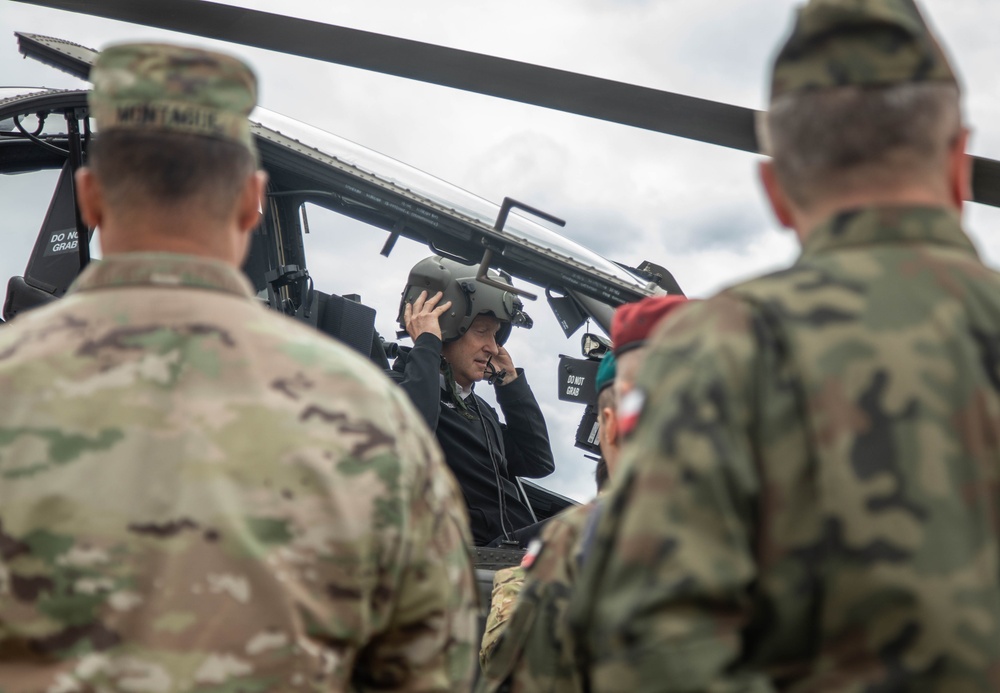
[404, 290, 453, 341]
[492, 345, 518, 385]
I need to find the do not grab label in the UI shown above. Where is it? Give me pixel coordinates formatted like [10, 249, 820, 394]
[43, 228, 80, 257]
[564, 375, 586, 398]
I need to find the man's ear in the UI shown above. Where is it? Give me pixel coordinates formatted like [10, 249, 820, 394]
[759, 160, 796, 229]
[236, 170, 268, 234]
[601, 406, 618, 446]
[74, 167, 103, 229]
[948, 128, 972, 212]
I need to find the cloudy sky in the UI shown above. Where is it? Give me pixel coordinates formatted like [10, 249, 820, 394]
[3, 0, 1000, 502]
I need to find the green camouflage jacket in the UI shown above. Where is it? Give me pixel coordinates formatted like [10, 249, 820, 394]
[569, 206, 1000, 692]
[479, 501, 595, 693]
[0, 253, 477, 692]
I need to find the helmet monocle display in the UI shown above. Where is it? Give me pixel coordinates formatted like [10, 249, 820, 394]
[398, 256, 533, 345]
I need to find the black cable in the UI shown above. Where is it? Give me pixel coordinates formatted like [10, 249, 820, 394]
[484, 355, 507, 386]
[23, 111, 45, 136]
[469, 394, 515, 543]
[14, 113, 69, 157]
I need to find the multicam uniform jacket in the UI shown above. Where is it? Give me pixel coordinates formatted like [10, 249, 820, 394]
[0, 253, 478, 692]
[480, 566, 525, 670]
[478, 501, 595, 693]
[569, 206, 1000, 692]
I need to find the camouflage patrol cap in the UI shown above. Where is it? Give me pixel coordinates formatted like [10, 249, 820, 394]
[89, 43, 258, 155]
[770, 0, 958, 100]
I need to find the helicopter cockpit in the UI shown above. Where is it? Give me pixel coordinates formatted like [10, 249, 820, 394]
[0, 34, 686, 577]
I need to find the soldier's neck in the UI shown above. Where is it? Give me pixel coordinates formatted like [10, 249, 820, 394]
[99, 215, 248, 267]
[792, 188, 959, 243]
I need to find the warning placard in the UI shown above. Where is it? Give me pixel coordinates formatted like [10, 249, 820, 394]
[43, 228, 80, 257]
[557, 355, 599, 405]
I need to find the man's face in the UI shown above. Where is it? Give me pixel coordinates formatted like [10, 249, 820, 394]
[442, 314, 502, 388]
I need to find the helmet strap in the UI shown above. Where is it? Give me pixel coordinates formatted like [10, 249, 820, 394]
[441, 359, 475, 418]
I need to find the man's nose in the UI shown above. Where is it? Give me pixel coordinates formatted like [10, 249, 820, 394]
[484, 336, 499, 356]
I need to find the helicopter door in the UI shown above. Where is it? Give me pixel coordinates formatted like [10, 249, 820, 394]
[3, 162, 90, 321]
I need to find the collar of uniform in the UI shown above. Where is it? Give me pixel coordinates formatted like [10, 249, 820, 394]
[800, 205, 977, 259]
[68, 252, 255, 298]
[439, 372, 473, 399]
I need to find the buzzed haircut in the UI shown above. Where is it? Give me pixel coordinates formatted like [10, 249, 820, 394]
[760, 82, 962, 210]
[597, 385, 616, 420]
[89, 130, 256, 220]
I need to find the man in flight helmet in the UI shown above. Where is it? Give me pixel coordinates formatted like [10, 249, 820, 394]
[389, 255, 555, 546]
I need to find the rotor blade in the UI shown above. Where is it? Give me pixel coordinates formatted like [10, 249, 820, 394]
[972, 157, 1000, 208]
[14, 1, 1000, 208]
[12, 0, 760, 152]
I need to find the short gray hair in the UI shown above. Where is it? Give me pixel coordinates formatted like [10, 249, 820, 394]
[758, 82, 962, 209]
[90, 130, 256, 222]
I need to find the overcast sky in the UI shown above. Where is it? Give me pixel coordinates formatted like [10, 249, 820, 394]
[3, 0, 1000, 502]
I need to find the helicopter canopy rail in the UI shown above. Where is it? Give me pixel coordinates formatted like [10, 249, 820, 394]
[251, 109, 653, 304]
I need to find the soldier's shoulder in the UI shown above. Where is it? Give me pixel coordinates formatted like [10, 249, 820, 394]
[200, 306, 443, 488]
[722, 262, 818, 305]
[642, 289, 764, 358]
[544, 500, 596, 538]
[520, 501, 596, 580]
[244, 309, 402, 397]
[651, 264, 846, 345]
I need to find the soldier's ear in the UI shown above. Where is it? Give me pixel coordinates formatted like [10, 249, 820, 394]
[237, 170, 268, 235]
[74, 167, 103, 229]
[601, 406, 618, 445]
[759, 160, 796, 231]
[948, 128, 972, 212]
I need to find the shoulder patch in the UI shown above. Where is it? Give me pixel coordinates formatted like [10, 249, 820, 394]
[618, 388, 646, 438]
[520, 537, 544, 570]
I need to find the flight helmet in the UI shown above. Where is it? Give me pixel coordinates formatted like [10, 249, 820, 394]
[398, 256, 533, 345]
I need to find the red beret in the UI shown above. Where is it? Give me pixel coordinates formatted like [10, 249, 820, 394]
[612, 295, 689, 355]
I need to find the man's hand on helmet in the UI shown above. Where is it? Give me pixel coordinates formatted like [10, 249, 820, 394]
[404, 290, 453, 341]
[491, 345, 518, 385]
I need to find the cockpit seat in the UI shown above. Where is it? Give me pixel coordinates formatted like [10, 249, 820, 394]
[312, 291, 389, 368]
[3, 276, 57, 322]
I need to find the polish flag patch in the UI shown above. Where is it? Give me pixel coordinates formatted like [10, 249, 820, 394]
[618, 389, 646, 438]
[520, 538, 543, 570]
